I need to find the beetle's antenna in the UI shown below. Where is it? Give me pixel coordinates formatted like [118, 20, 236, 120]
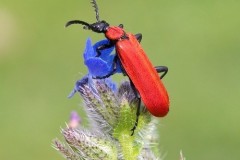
[91, 0, 100, 22]
[65, 20, 91, 29]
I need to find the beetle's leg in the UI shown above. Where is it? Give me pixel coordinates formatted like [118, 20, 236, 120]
[134, 33, 142, 43]
[129, 80, 141, 136]
[155, 66, 168, 79]
[96, 42, 114, 57]
[118, 24, 124, 28]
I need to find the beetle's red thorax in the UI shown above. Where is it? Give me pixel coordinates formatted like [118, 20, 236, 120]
[105, 26, 125, 40]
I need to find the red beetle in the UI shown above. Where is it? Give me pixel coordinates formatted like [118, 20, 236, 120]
[66, 0, 169, 134]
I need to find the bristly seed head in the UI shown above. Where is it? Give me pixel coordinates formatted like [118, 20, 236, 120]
[54, 78, 161, 160]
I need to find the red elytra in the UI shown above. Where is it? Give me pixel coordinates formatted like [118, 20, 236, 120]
[106, 29, 169, 117]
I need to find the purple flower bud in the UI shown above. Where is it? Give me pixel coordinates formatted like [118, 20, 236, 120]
[68, 111, 81, 128]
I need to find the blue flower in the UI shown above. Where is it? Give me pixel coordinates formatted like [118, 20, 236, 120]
[68, 38, 121, 98]
[84, 38, 122, 77]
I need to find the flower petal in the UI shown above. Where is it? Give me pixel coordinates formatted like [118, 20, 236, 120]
[83, 38, 95, 61]
[92, 39, 114, 60]
[68, 75, 88, 98]
[85, 58, 111, 77]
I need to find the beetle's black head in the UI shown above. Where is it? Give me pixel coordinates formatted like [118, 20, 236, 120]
[89, 20, 109, 33]
[65, 20, 109, 33]
[66, 0, 109, 33]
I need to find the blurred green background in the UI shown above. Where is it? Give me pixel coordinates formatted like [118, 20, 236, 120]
[0, 0, 240, 159]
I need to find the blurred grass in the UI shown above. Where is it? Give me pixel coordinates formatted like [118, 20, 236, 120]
[0, 0, 240, 159]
